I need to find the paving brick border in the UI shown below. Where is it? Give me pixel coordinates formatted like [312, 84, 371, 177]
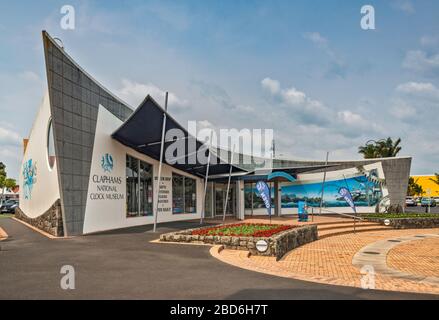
[160, 223, 318, 260]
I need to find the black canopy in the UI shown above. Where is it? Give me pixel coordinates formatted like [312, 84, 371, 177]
[111, 95, 246, 178]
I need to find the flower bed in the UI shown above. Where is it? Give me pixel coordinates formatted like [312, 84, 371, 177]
[191, 223, 294, 237]
[160, 223, 318, 260]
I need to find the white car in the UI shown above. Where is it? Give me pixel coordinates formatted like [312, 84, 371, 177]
[405, 197, 417, 207]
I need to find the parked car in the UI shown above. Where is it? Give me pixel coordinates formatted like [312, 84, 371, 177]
[405, 197, 417, 207]
[0, 199, 19, 214]
[433, 197, 439, 206]
[420, 197, 437, 207]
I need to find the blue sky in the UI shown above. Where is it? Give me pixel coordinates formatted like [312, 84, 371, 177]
[1, 0, 439, 179]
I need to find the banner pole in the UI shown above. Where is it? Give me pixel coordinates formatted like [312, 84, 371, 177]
[270, 186, 272, 224]
[153, 92, 168, 233]
[201, 131, 213, 225]
[319, 152, 329, 215]
[223, 144, 235, 222]
[342, 174, 357, 234]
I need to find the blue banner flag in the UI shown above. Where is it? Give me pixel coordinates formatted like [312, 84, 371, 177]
[256, 181, 271, 216]
[338, 187, 357, 214]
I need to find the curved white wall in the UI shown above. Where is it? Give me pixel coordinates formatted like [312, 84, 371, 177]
[19, 91, 60, 218]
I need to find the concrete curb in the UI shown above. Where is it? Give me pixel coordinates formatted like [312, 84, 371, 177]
[0, 226, 8, 241]
[12, 217, 70, 240]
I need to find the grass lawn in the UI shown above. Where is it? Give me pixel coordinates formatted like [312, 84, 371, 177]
[363, 213, 438, 219]
[191, 223, 294, 237]
[0, 214, 14, 219]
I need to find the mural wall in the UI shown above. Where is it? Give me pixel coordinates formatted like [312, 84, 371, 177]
[245, 163, 388, 215]
[281, 173, 383, 209]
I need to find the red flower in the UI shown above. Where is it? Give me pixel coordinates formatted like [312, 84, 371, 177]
[190, 223, 294, 237]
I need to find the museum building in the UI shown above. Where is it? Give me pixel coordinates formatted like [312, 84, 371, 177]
[16, 31, 411, 236]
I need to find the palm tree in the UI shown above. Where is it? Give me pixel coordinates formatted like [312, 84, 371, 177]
[358, 144, 379, 159]
[358, 137, 402, 159]
[376, 137, 402, 157]
[407, 177, 424, 196]
[430, 173, 439, 186]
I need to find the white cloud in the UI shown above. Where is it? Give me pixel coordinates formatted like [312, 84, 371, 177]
[261, 78, 280, 95]
[302, 32, 347, 78]
[302, 32, 328, 48]
[261, 77, 332, 124]
[337, 110, 363, 124]
[389, 99, 417, 120]
[402, 50, 439, 76]
[392, 0, 415, 14]
[19, 71, 41, 83]
[0, 126, 22, 146]
[281, 87, 307, 105]
[420, 35, 439, 48]
[396, 81, 439, 100]
[261, 77, 381, 139]
[235, 104, 255, 113]
[116, 79, 189, 110]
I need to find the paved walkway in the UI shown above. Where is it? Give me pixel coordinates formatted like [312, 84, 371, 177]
[388, 237, 439, 278]
[1, 217, 436, 299]
[212, 228, 439, 295]
[352, 234, 439, 286]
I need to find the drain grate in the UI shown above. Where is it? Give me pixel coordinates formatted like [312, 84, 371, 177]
[364, 251, 380, 255]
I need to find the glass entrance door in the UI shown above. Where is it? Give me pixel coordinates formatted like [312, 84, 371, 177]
[214, 183, 235, 217]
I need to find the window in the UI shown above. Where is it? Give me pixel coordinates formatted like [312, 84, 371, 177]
[47, 119, 56, 170]
[139, 160, 153, 216]
[184, 176, 196, 213]
[126, 155, 153, 218]
[172, 173, 197, 214]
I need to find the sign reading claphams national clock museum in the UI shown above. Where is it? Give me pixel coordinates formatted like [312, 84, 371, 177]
[89, 153, 124, 200]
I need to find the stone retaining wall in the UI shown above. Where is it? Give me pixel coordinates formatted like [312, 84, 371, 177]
[15, 199, 64, 236]
[365, 217, 439, 229]
[160, 224, 318, 261]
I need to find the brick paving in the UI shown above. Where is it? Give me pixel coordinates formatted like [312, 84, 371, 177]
[387, 237, 439, 278]
[211, 228, 439, 295]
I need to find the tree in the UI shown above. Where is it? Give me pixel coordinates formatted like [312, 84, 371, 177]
[407, 177, 424, 196]
[376, 137, 402, 157]
[429, 173, 439, 186]
[0, 162, 17, 205]
[358, 137, 402, 159]
[358, 144, 379, 159]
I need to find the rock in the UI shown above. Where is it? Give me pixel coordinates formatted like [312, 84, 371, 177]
[231, 237, 240, 246]
[221, 236, 231, 245]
